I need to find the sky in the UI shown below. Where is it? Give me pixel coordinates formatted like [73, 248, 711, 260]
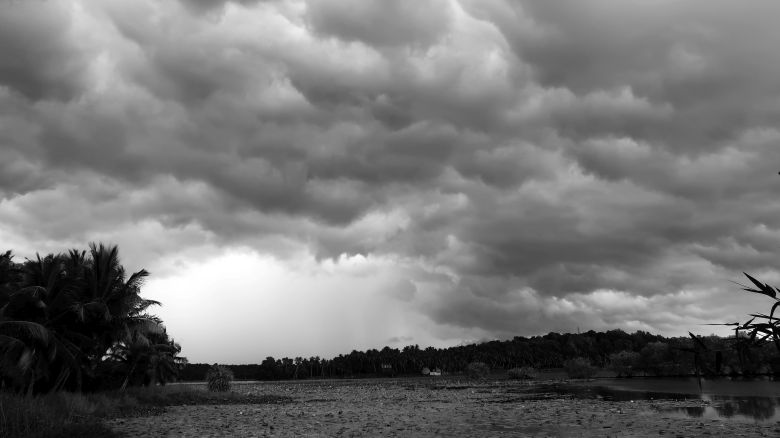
[2, 0, 780, 364]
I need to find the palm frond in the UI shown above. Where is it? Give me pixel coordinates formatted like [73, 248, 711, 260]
[125, 316, 165, 335]
[0, 334, 26, 354]
[0, 320, 50, 344]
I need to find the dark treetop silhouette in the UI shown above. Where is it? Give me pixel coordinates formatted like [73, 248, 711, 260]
[0, 243, 186, 394]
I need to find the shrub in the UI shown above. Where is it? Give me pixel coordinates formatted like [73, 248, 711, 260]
[465, 361, 490, 379]
[609, 350, 640, 377]
[507, 366, 538, 380]
[563, 357, 597, 379]
[205, 364, 233, 392]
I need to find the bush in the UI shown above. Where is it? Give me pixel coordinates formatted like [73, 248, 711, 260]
[205, 364, 233, 392]
[507, 366, 538, 380]
[563, 357, 597, 379]
[609, 350, 640, 377]
[465, 361, 490, 379]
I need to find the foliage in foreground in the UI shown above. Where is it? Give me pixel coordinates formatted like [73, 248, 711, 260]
[0, 385, 292, 438]
[206, 364, 234, 392]
[0, 244, 186, 393]
[729, 273, 780, 353]
[0, 390, 128, 438]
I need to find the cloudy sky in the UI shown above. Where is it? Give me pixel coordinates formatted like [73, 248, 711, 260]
[2, 0, 780, 364]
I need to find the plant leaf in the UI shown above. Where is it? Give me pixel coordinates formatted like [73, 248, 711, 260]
[743, 272, 777, 298]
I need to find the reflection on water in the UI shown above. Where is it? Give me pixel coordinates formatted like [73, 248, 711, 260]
[663, 396, 780, 422]
[507, 378, 780, 423]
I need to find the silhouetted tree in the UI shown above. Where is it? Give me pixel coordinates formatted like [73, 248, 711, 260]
[0, 243, 186, 393]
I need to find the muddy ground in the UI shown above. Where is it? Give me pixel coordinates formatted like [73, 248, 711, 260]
[107, 379, 780, 437]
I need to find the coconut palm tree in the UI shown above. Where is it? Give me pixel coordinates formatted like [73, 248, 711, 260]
[0, 243, 182, 393]
[1, 268, 85, 393]
[49, 243, 163, 387]
[0, 260, 75, 394]
[107, 329, 184, 390]
[0, 251, 21, 301]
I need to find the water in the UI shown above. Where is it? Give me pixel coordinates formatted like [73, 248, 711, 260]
[508, 378, 780, 422]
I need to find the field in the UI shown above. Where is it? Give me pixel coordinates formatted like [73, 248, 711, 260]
[104, 378, 780, 437]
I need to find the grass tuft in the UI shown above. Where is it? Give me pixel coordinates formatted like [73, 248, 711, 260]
[0, 392, 121, 438]
[206, 364, 234, 392]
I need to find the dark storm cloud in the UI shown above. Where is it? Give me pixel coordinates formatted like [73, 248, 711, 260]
[0, 2, 88, 101]
[306, 0, 451, 48]
[0, 149, 49, 196]
[178, 0, 270, 13]
[3, 0, 780, 339]
[508, 0, 780, 149]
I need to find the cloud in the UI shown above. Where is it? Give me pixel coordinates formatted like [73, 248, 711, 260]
[2, 0, 780, 359]
[306, 0, 452, 48]
[386, 336, 414, 344]
[0, 2, 90, 101]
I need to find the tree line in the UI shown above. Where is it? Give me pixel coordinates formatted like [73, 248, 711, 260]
[0, 244, 186, 394]
[181, 329, 780, 381]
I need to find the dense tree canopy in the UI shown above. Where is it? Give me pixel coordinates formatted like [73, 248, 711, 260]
[0, 244, 186, 393]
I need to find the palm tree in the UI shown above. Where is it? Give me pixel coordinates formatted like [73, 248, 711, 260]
[0, 243, 182, 393]
[0, 251, 21, 303]
[55, 243, 164, 388]
[2, 266, 84, 393]
[107, 328, 184, 390]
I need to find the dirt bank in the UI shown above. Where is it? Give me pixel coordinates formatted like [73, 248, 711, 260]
[107, 380, 780, 437]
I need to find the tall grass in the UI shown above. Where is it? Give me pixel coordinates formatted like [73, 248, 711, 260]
[0, 391, 123, 438]
[0, 385, 291, 438]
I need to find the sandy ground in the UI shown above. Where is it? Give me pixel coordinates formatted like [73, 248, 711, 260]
[107, 379, 780, 437]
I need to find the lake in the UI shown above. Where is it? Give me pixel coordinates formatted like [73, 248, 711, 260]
[516, 377, 780, 422]
[186, 376, 780, 422]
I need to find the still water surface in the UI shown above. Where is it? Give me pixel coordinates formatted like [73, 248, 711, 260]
[521, 378, 780, 422]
